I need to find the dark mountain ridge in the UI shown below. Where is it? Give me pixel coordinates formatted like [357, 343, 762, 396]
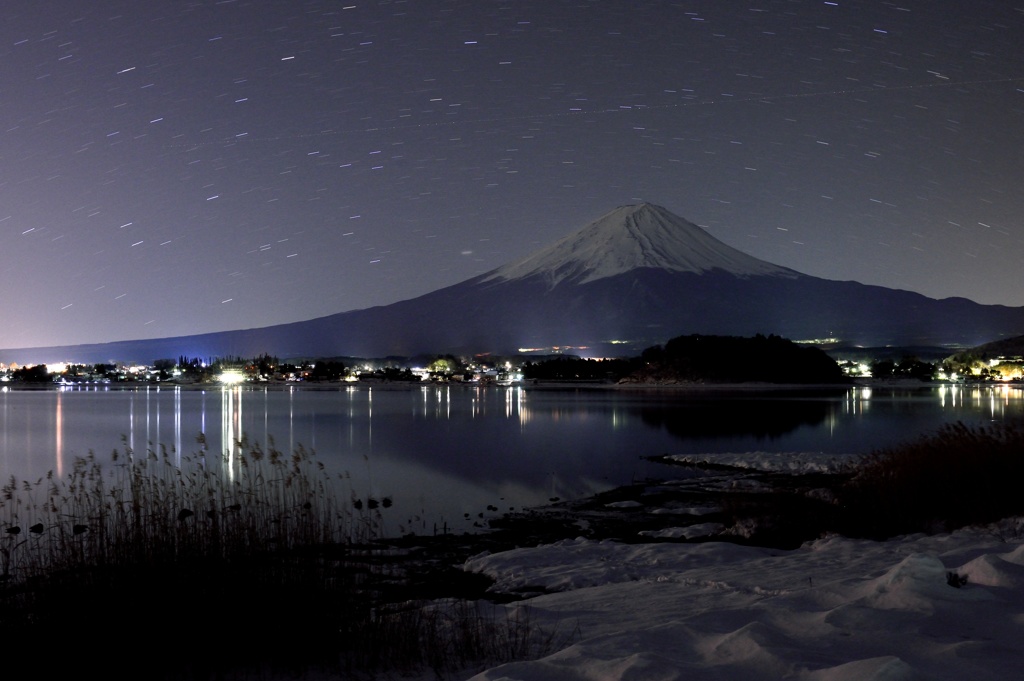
[4, 203, 1024, 364]
[969, 334, 1024, 359]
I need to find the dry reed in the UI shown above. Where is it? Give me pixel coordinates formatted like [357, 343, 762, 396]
[0, 435, 567, 679]
[840, 420, 1024, 537]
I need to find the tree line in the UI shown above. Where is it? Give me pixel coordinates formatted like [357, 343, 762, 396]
[524, 334, 848, 384]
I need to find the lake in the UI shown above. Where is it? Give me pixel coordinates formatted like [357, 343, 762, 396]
[1, 382, 1022, 535]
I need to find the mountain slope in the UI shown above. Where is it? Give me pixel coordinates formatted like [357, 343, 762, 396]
[4, 203, 1024, 364]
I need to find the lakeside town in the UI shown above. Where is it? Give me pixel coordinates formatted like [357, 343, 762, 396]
[2, 338, 1023, 387]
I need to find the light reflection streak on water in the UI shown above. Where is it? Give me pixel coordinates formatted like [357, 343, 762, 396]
[508, 386, 526, 429]
[288, 385, 296, 455]
[147, 389, 155, 457]
[938, 384, 963, 409]
[843, 386, 871, 417]
[347, 385, 357, 450]
[262, 387, 270, 452]
[517, 387, 526, 428]
[221, 386, 243, 480]
[55, 390, 64, 477]
[200, 390, 207, 446]
[989, 384, 1019, 420]
[426, 386, 450, 419]
[848, 384, 1024, 421]
[174, 387, 182, 464]
[519, 390, 534, 427]
[611, 402, 625, 431]
[0, 389, 7, 475]
[126, 392, 133, 453]
[828, 400, 836, 438]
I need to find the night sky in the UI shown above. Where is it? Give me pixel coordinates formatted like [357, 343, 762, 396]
[3, 1, 1023, 350]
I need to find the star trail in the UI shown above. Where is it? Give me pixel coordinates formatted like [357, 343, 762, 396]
[2, 0, 1022, 349]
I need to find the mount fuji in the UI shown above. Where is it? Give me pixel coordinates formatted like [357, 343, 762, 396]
[483, 203, 796, 285]
[6, 203, 1024, 363]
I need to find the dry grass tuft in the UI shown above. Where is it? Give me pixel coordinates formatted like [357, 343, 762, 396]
[0, 436, 566, 679]
[839, 420, 1024, 538]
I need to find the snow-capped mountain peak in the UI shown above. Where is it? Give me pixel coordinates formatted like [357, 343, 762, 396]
[483, 203, 797, 286]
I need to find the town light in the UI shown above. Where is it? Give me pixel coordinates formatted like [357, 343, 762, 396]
[218, 369, 246, 384]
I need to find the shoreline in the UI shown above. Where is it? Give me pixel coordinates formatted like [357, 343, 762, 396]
[346, 462, 847, 609]
[3, 376, 1007, 392]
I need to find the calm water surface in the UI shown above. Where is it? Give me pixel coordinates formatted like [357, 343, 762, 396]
[1, 383, 1022, 534]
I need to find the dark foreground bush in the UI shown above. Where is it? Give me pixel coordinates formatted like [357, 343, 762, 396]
[0, 438, 566, 679]
[344, 598, 577, 678]
[838, 420, 1024, 538]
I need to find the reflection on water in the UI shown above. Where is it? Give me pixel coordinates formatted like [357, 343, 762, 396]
[849, 384, 1023, 423]
[55, 391, 63, 476]
[2, 383, 1023, 533]
[636, 390, 843, 440]
[222, 386, 242, 477]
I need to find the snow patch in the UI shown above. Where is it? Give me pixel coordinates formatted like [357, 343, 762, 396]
[956, 552, 1024, 589]
[668, 450, 853, 474]
[605, 500, 644, 509]
[640, 522, 725, 540]
[465, 522, 1024, 680]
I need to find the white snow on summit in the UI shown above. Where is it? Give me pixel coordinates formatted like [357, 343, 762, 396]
[484, 203, 798, 286]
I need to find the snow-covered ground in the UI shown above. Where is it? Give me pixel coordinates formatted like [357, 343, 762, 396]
[662, 450, 854, 474]
[443, 436, 1024, 681]
[462, 521, 1024, 680]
